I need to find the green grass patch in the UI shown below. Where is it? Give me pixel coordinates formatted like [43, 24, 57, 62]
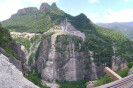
[14, 37, 30, 52]
[28, 53, 34, 65]
[31, 35, 41, 43]
[57, 80, 87, 88]
[0, 24, 21, 60]
[25, 72, 50, 88]
[56, 47, 63, 52]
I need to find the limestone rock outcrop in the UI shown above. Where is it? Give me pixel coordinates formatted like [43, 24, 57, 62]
[36, 34, 106, 81]
[51, 2, 58, 9]
[36, 29, 128, 82]
[112, 56, 127, 71]
[128, 67, 133, 75]
[0, 48, 22, 70]
[40, 2, 59, 11]
[0, 24, 26, 71]
[40, 3, 50, 11]
[0, 42, 26, 71]
[111, 46, 127, 71]
[0, 54, 39, 88]
[17, 7, 38, 15]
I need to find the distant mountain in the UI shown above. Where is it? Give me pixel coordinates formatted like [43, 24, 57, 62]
[2, 2, 65, 33]
[96, 22, 133, 40]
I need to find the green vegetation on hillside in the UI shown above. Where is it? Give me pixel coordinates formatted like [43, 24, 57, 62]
[2, 8, 64, 33]
[53, 13, 133, 68]
[3, 5, 133, 65]
[25, 72, 50, 88]
[35, 33, 52, 61]
[96, 22, 133, 40]
[56, 34, 83, 53]
[94, 68, 130, 87]
[126, 29, 133, 40]
[14, 37, 30, 52]
[97, 27, 133, 62]
[28, 53, 34, 64]
[1, 3, 133, 85]
[0, 23, 20, 60]
[31, 35, 40, 43]
[11, 33, 41, 53]
[57, 80, 87, 88]
[70, 14, 133, 66]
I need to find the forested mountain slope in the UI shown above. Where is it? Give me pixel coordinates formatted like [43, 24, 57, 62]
[96, 22, 133, 40]
[1, 2, 133, 87]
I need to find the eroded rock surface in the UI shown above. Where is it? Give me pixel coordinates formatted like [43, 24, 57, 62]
[112, 46, 127, 71]
[40, 3, 50, 11]
[17, 7, 38, 15]
[0, 54, 39, 88]
[51, 2, 58, 9]
[129, 67, 133, 75]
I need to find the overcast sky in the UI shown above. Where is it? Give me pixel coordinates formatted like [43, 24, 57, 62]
[0, 0, 133, 23]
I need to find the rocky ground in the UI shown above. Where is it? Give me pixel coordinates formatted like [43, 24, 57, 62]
[10, 32, 40, 40]
[0, 54, 39, 88]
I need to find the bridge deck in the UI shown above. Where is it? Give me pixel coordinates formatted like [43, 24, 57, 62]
[96, 74, 133, 88]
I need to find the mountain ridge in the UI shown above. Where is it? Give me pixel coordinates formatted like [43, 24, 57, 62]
[1, 2, 133, 85]
[96, 22, 133, 40]
[2, 2, 65, 33]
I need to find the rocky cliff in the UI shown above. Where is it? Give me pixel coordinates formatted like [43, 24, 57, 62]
[36, 30, 128, 82]
[40, 3, 50, 11]
[0, 54, 39, 88]
[0, 24, 26, 71]
[51, 2, 58, 9]
[2, 2, 133, 83]
[40, 2, 58, 11]
[129, 67, 133, 75]
[15, 7, 38, 16]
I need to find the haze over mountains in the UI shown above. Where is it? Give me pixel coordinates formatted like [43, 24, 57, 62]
[96, 22, 133, 40]
[0, 2, 133, 88]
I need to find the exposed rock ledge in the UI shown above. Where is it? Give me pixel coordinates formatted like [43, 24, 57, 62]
[0, 54, 39, 88]
[129, 67, 133, 75]
[11, 7, 38, 17]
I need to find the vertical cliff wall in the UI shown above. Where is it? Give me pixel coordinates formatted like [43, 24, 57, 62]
[36, 34, 114, 81]
[0, 24, 26, 71]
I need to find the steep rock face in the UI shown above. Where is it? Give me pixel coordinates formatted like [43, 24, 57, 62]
[36, 35, 51, 73]
[36, 34, 108, 81]
[21, 45, 28, 56]
[11, 42, 26, 63]
[40, 3, 50, 11]
[51, 2, 58, 9]
[0, 24, 26, 71]
[54, 35, 108, 81]
[59, 21, 75, 32]
[112, 56, 127, 71]
[17, 7, 38, 15]
[0, 42, 26, 71]
[0, 47, 22, 70]
[36, 32, 128, 82]
[59, 21, 86, 41]
[8, 42, 26, 70]
[128, 67, 133, 75]
[111, 46, 127, 71]
[54, 36, 87, 81]
[0, 54, 39, 88]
